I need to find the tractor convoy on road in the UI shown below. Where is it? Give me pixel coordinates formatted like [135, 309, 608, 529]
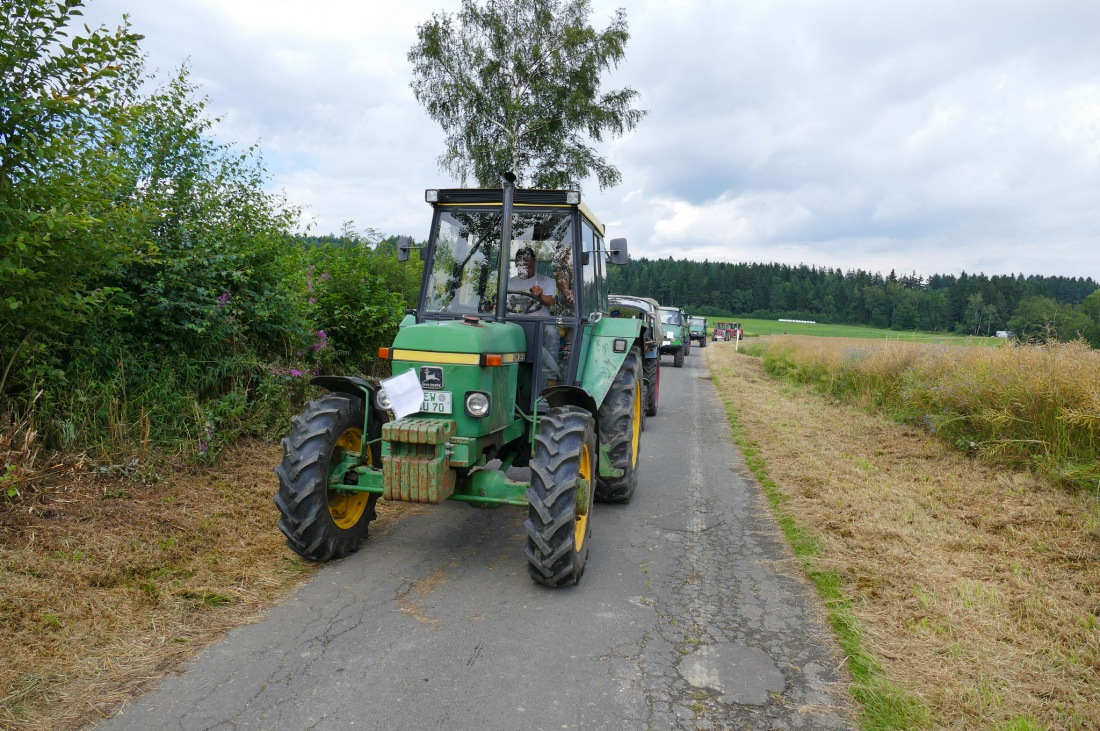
[275, 181, 745, 587]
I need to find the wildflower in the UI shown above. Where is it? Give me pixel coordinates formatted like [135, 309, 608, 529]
[321, 271, 331, 281]
[309, 297, 317, 304]
[199, 441, 208, 454]
[290, 369, 303, 377]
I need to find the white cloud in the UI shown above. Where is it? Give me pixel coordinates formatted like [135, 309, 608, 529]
[79, 0, 1100, 279]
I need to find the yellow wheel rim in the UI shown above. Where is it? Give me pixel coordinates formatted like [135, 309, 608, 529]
[631, 382, 642, 467]
[328, 427, 368, 529]
[574, 442, 593, 552]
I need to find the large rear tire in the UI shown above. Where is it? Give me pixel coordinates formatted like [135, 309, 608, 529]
[643, 356, 659, 417]
[275, 393, 383, 561]
[525, 406, 596, 588]
[596, 347, 643, 503]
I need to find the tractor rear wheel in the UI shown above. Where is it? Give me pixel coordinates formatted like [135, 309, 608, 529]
[275, 393, 383, 561]
[643, 356, 659, 416]
[524, 406, 597, 587]
[596, 347, 643, 503]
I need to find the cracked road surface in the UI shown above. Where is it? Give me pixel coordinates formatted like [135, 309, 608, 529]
[95, 350, 853, 730]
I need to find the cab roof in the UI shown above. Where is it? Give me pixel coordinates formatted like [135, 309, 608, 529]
[426, 187, 605, 236]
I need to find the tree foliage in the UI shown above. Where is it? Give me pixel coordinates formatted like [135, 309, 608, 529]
[1, 1, 423, 460]
[408, 0, 645, 189]
[1, 0, 143, 387]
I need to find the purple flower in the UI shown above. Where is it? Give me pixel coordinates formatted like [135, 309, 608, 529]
[216, 290, 232, 308]
[309, 297, 317, 303]
[290, 368, 303, 377]
[321, 271, 331, 281]
[199, 441, 208, 454]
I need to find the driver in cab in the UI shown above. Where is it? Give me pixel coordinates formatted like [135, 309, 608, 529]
[507, 245, 556, 315]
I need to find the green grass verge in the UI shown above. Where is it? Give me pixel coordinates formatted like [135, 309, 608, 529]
[710, 355, 933, 730]
[728, 318, 996, 343]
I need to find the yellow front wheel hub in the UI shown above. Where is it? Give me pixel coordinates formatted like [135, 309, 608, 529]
[631, 383, 642, 467]
[328, 427, 368, 529]
[574, 442, 593, 552]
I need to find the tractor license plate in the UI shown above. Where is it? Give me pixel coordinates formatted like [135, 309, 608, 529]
[421, 391, 452, 414]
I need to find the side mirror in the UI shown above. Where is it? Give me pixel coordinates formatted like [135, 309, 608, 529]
[397, 235, 413, 262]
[608, 237, 628, 265]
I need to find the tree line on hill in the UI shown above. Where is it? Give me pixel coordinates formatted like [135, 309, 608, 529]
[608, 258, 1100, 345]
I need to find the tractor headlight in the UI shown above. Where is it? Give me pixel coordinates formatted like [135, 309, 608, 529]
[375, 388, 392, 411]
[465, 391, 490, 418]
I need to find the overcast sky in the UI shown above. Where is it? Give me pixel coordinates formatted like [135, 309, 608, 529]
[79, 0, 1100, 280]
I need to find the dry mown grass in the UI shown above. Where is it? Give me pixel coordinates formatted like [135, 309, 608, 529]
[707, 344, 1100, 729]
[0, 441, 408, 731]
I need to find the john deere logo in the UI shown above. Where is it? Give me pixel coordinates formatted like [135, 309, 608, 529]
[420, 366, 444, 390]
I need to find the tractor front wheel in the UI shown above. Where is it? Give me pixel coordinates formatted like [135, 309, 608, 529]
[596, 347, 643, 503]
[525, 406, 597, 588]
[275, 393, 383, 562]
[673, 347, 685, 368]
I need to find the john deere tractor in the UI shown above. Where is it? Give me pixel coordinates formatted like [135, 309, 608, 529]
[658, 306, 690, 367]
[275, 178, 646, 588]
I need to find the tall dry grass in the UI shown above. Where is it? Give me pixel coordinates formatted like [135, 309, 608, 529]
[760, 337, 1100, 489]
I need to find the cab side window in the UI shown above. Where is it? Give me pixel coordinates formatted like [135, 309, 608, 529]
[581, 222, 606, 316]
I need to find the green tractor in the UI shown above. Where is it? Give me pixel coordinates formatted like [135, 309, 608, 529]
[658, 306, 690, 367]
[688, 316, 708, 349]
[275, 178, 646, 588]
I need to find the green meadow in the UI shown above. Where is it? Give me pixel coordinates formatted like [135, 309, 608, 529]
[724, 318, 997, 343]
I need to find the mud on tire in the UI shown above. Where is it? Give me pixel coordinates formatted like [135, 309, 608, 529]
[275, 393, 383, 562]
[596, 347, 643, 503]
[525, 406, 597, 587]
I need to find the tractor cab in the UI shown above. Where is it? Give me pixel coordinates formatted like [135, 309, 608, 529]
[401, 185, 624, 414]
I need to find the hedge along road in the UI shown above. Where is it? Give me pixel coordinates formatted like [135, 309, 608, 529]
[95, 348, 853, 731]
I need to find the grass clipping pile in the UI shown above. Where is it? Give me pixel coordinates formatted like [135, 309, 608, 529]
[707, 346, 1100, 729]
[0, 442, 328, 730]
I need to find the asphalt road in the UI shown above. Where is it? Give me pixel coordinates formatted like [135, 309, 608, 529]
[95, 345, 853, 731]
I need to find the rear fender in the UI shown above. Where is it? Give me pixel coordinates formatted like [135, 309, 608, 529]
[577, 316, 645, 408]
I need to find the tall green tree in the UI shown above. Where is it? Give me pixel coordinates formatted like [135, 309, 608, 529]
[1, 0, 142, 391]
[408, 0, 645, 189]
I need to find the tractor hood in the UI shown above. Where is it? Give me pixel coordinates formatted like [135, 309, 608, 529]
[393, 319, 526, 355]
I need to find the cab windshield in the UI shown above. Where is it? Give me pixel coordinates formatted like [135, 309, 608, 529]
[660, 309, 681, 325]
[423, 209, 575, 317]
